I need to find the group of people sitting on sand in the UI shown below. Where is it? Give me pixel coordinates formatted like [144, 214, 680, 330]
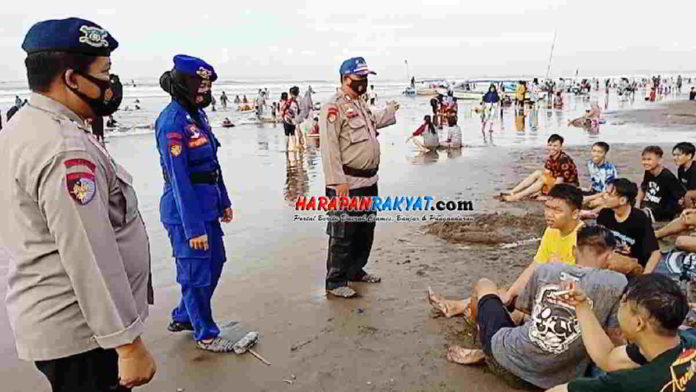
[409, 92, 462, 152]
[428, 136, 696, 392]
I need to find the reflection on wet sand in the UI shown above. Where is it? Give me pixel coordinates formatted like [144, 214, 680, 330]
[529, 105, 539, 131]
[409, 149, 440, 164]
[446, 148, 462, 159]
[284, 150, 310, 205]
[515, 110, 526, 133]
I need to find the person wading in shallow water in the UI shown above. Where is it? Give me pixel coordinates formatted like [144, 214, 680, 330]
[319, 56, 400, 298]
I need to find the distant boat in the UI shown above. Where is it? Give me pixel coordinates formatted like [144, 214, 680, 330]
[403, 86, 416, 96]
[435, 88, 484, 100]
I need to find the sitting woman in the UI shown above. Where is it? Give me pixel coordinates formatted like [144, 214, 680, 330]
[568, 102, 601, 134]
[442, 115, 462, 149]
[407, 115, 439, 151]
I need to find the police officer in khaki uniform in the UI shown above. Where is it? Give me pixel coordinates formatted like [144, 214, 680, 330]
[319, 57, 399, 298]
[0, 18, 155, 391]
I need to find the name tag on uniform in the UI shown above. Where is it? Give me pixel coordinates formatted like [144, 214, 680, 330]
[188, 136, 209, 148]
[345, 108, 358, 119]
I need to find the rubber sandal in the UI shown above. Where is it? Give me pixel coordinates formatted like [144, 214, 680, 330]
[355, 273, 381, 283]
[196, 337, 236, 353]
[327, 286, 358, 298]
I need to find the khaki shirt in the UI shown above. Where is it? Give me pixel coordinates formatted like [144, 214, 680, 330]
[0, 93, 151, 361]
[319, 91, 396, 189]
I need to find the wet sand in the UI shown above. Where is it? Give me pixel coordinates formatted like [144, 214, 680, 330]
[609, 99, 696, 129]
[0, 96, 692, 391]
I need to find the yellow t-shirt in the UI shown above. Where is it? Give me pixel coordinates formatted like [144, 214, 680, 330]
[534, 222, 584, 264]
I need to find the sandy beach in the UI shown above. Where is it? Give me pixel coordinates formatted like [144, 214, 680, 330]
[0, 93, 692, 391]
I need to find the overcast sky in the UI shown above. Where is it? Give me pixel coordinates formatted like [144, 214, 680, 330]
[1, 0, 694, 82]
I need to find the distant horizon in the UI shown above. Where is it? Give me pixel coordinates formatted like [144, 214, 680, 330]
[1, 69, 695, 87]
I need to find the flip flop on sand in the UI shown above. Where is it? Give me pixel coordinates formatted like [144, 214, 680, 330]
[427, 287, 466, 319]
[327, 286, 358, 298]
[196, 337, 237, 353]
[354, 273, 381, 284]
[447, 346, 486, 365]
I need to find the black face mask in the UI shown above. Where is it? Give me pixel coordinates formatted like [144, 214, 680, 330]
[160, 70, 211, 110]
[348, 78, 368, 95]
[70, 73, 123, 117]
[196, 91, 212, 109]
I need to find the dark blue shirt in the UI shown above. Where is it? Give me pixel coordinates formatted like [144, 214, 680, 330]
[155, 100, 231, 239]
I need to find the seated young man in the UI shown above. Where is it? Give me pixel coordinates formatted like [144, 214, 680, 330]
[636, 145, 686, 223]
[596, 178, 660, 274]
[546, 274, 694, 392]
[505, 184, 585, 303]
[429, 225, 627, 390]
[582, 141, 618, 211]
[429, 184, 585, 322]
[673, 142, 696, 208]
[502, 134, 579, 202]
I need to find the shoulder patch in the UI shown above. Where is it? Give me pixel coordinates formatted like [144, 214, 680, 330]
[167, 132, 183, 140]
[327, 105, 339, 123]
[64, 158, 96, 173]
[170, 141, 183, 157]
[66, 172, 96, 205]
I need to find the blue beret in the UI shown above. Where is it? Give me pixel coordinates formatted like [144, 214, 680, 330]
[22, 17, 118, 56]
[173, 55, 218, 82]
[340, 57, 376, 76]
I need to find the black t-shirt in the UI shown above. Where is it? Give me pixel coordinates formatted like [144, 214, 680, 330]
[597, 208, 659, 267]
[678, 163, 696, 191]
[568, 332, 696, 392]
[641, 168, 686, 219]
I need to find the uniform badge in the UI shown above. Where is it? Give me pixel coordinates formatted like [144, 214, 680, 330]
[170, 142, 182, 157]
[196, 67, 213, 80]
[66, 172, 96, 205]
[327, 105, 339, 123]
[79, 25, 109, 48]
[345, 108, 358, 119]
[186, 124, 201, 139]
[188, 136, 209, 148]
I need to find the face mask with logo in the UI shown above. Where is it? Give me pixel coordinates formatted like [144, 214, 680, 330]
[349, 78, 368, 95]
[69, 73, 123, 117]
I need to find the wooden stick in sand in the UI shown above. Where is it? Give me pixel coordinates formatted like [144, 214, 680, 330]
[248, 349, 271, 366]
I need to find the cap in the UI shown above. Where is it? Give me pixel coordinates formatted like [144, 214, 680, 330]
[173, 54, 218, 82]
[22, 17, 118, 56]
[339, 57, 376, 76]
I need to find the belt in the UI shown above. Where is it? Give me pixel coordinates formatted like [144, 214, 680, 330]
[342, 165, 378, 178]
[163, 169, 220, 184]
